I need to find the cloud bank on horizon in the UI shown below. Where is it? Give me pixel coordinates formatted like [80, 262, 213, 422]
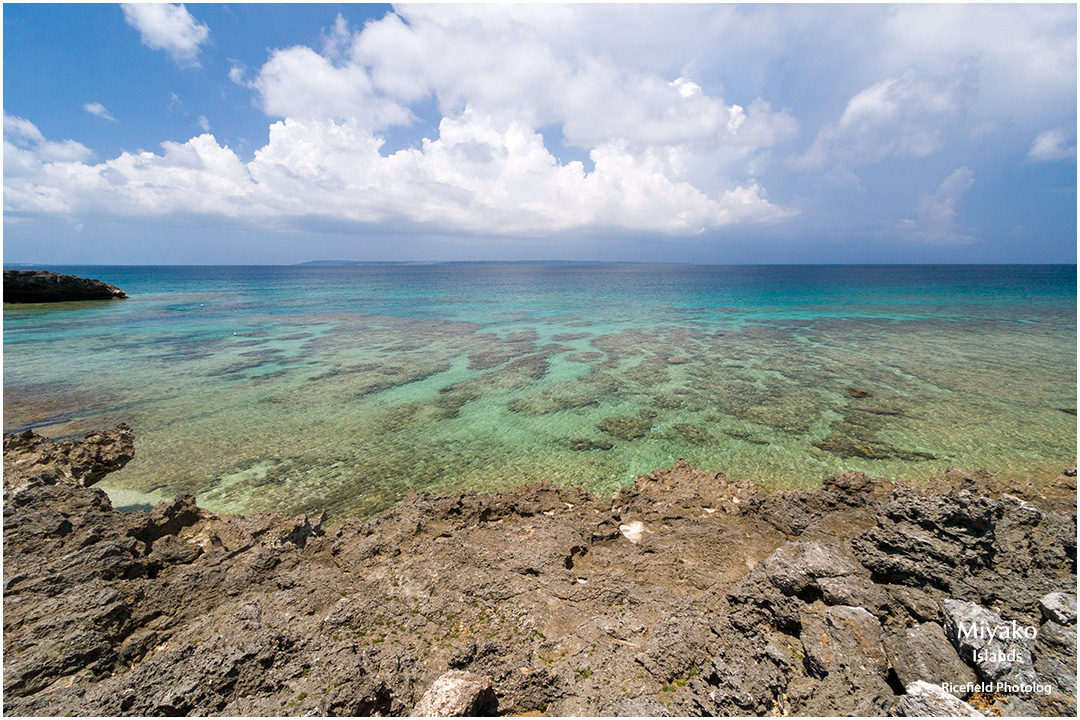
[2, 3, 1076, 263]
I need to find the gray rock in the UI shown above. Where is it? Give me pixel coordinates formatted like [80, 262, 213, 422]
[942, 600, 1038, 686]
[818, 573, 888, 613]
[805, 605, 889, 676]
[1034, 619, 1077, 695]
[996, 696, 1046, 716]
[413, 671, 497, 717]
[1039, 593, 1077, 625]
[853, 486, 1075, 622]
[447, 640, 478, 669]
[603, 696, 671, 716]
[886, 622, 978, 694]
[895, 680, 984, 717]
[148, 534, 203, 566]
[761, 540, 862, 596]
[703, 630, 794, 716]
[885, 584, 940, 623]
[726, 562, 805, 635]
[799, 604, 894, 716]
[852, 488, 998, 595]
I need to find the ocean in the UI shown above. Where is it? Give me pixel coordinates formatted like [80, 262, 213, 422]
[3, 263, 1076, 519]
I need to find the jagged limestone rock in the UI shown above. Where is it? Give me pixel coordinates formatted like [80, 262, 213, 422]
[941, 599, 1038, 686]
[413, 671, 497, 717]
[895, 681, 984, 717]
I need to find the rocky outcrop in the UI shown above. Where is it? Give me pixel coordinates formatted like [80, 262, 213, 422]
[3, 424, 134, 493]
[886, 621, 978, 692]
[1035, 592, 1078, 697]
[941, 600, 1038, 687]
[3, 270, 127, 303]
[413, 671, 498, 716]
[1040, 593, 1077, 626]
[895, 681, 984, 717]
[3, 429, 1076, 717]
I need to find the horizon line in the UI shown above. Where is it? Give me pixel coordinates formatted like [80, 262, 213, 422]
[4, 260, 1077, 268]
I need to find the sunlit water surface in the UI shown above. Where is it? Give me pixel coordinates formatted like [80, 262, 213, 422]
[4, 264, 1075, 519]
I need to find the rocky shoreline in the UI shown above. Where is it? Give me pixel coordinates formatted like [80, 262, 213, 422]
[3, 270, 127, 303]
[3, 426, 1076, 716]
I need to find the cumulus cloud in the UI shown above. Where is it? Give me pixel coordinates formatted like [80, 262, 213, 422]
[3, 111, 790, 234]
[7, 7, 801, 237]
[793, 66, 976, 171]
[121, 3, 210, 67]
[345, 8, 799, 155]
[4, 114, 94, 212]
[245, 10, 799, 162]
[8, 3, 1074, 250]
[899, 166, 977, 244]
[83, 102, 117, 122]
[4, 113, 93, 166]
[251, 44, 411, 127]
[1027, 127, 1077, 163]
[234, 8, 799, 233]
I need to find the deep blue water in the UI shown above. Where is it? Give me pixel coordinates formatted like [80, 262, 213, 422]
[14, 263, 1077, 319]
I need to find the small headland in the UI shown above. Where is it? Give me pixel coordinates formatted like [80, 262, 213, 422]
[2, 426, 1076, 716]
[3, 270, 127, 303]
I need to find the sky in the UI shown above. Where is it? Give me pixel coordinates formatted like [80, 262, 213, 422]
[2, 2, 1077, 265]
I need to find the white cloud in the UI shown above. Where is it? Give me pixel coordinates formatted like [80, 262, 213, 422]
[236, 8, 799, 235]
[83, 102, 117, 123]
[4, 114, 45, 144]
[346, 8, 798, 156]
[4, 113, 93, 165]
[692, 4, 1075, 173]
[878, 4, 1076, 122]
[3, 112, 791, 234]
[118, 6, 803, 238]
[4, 114, 95, 212]
[899, 166, 977, 245]
[247, 9, 801, 156]
[121, 3, 210, 67]
[8, 3, 1074, 250]
[793, 67, 976, 171]
[691, 4, 1073, 131]
[1027, 127, 1077, 163]
[920, 166, 974, 224]
[251, 44, 410, 127]
[227, 64, 246, 85]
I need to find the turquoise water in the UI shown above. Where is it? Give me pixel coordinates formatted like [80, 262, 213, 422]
[3, 264, 1076, 519]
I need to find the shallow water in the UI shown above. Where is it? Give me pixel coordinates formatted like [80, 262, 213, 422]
[3, 264, 1075, 519]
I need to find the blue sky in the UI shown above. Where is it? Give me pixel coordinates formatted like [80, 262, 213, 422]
[3, 3, 1076, 264]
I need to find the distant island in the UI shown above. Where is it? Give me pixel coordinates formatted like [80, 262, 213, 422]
[297, 260, 643, 266]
